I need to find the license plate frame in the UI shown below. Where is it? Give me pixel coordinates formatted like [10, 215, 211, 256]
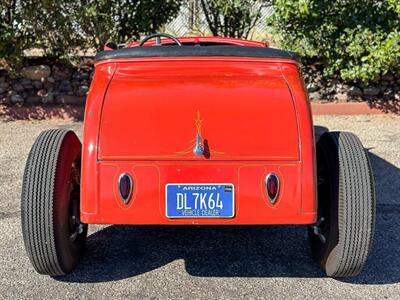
[165, 183, 235, 218]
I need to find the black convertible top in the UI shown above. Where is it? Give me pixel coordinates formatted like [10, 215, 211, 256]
[95, 45, 298, 62]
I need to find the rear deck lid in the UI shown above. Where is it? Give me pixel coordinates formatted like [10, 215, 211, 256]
[98, 59, 299, 161]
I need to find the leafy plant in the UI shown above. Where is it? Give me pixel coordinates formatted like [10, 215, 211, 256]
[21, 0, 84, 58]
[0, 0, 183, 65]
[0, 0, 23, 67]
[200, 0, 271, 38]
[268, 0, 400, 82]
[75, 0, 182, 50]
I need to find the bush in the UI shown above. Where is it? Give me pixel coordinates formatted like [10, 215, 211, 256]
[200, 0, 271, 38]
[0, 1, 24, 66]
[268, 0, 400, 83]
[0, 0, 182, 66]
[74, 0, 183, 50]
[21, 1, 85, 58]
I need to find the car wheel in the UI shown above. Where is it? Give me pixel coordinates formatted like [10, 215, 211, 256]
[308, 131, 375, 277]
[21, 129, 87, 276]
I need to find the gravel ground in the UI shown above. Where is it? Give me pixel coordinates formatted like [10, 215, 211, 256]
[0, 115, 399, 299]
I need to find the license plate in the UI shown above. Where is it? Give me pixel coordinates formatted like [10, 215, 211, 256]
[166, 183, 235, 218]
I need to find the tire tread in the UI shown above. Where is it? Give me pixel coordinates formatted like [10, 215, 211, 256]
[325, 132, 375, 277]
[21, 129, 74, 276]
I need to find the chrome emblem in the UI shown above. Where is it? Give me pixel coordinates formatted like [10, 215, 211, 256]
[193, 133, 204, 156]
[193, 111, 204, 157]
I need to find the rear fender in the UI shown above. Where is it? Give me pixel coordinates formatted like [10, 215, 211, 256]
[81, 63, 116, 215]
[280, 63, 316, 217]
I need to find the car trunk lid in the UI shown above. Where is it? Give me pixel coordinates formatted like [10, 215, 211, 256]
[98, 59, 299, 161]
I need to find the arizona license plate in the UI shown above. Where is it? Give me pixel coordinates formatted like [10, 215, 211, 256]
[166, 183, 235, 218]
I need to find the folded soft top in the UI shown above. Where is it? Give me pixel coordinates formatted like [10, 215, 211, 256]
[95, 45, 298, 62]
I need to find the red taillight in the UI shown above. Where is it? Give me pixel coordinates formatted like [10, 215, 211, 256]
[118, 173, 133, 204]
[266, 173, 280, 204]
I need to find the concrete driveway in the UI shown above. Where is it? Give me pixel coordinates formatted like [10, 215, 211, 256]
[0, 115, 399, 299]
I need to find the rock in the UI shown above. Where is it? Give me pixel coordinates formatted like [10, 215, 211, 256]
[363, 95, 377, 101]
[381, 87, 394, 100]
[0, 87, 4, 94]
[335, 92, 348, 102]
[32, 80, 43, 90]
[382, 74, 394, 82]
[308, 91, 322, 101]
[12, 83, 25, 93]
[307, 82, 320, 93]
[347, 86, 362, 97]
[58, 80, 73, 93]
[383, 93, 393, 101]
[0, 95, 8, 104]
[23, 85, 34, 92]
[43, 79, 55, 90]
[322, 85, 335, 95]
[52, 65, 71, 81]
[0, 81, 9, 89]
[26, 96, 42, 104]
[10, 94, 24, 104]
[330, 78, 339, 85]
[20, 77, 31, 86]
[363, 86, 380, 96]
[71, 80, 81, 88]
[338, 84, 350, 93]
[72, 69, 90, 81]
[55, 94, 85, 105]
[21, 65, 51, 80]
[37, 89, 47, 97]
[0, 76, 5, 83]
[41, 92, 54, 104]
[76, 85, 89, 96]
[395, 93, 400, 101]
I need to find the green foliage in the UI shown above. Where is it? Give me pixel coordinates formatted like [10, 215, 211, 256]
[75, 0, 182, 50]
[0, 0, 23, 66]
[21, 0, 84, 58]
[0, 0, 182, 66]
[200, 0, 271, 38]
[269, 0, 400, 82]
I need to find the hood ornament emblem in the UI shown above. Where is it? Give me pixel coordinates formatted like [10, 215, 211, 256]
[193, 111, 204, 157]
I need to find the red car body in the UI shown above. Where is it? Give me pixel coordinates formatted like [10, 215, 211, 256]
[80, 36, 317, 225]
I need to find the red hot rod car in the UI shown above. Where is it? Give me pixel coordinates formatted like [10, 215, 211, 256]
[21, 34, 375, 277]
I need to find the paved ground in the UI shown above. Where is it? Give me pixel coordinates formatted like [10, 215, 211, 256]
[0, 115, 399, 299]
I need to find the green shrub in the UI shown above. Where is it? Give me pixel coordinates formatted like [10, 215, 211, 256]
[74, 0, 183, 50]
[0, 0, 24, 67]
[0, 0, 182, 66]
[21, 0, 85, 58]
[268, 0, 400, 82]
[200, 0, 272, 38]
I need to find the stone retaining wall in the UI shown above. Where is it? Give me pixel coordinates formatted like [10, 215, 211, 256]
[1, 61, 399, 105]
[302, 64, 400, 102]
[0, 63, 93, 105]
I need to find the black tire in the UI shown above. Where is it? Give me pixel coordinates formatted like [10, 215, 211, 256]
[308, 131, 375, 277]
[21, 129, 88, 276]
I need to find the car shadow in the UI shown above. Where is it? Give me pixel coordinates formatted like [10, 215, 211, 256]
[57, 127, 400, 284]
[368, 99, 400, 115]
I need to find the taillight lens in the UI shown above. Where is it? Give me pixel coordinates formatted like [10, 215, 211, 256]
[265, 173, 280, 204]
[118, 173, 133, 204]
